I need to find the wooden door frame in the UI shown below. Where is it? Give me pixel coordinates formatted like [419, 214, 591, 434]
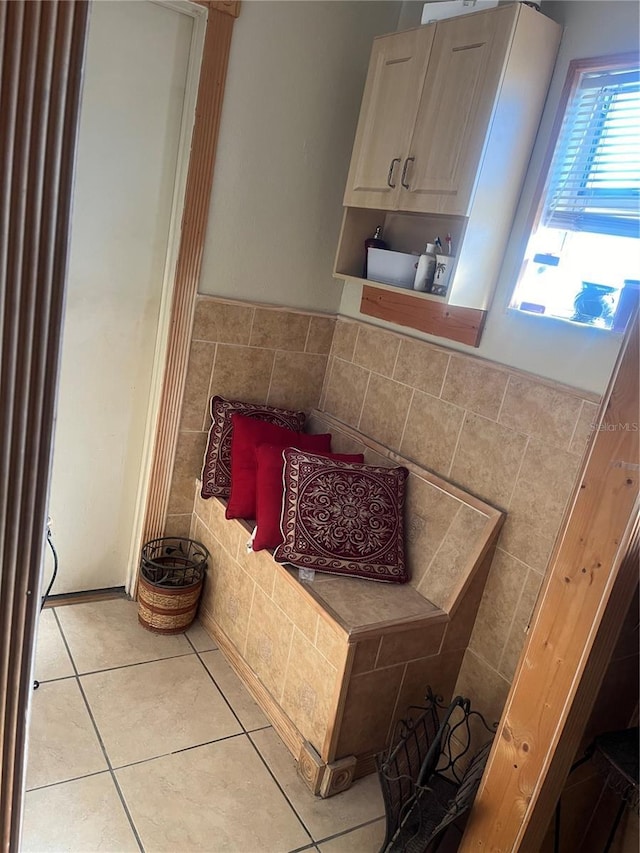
[135, 0, 240, 579]
[461, 311, 639, 851]
[123, 0, 208, 595]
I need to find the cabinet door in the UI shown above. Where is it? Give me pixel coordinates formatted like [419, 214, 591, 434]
[398, 6, 516, 215]
[343, 27, 435, 211]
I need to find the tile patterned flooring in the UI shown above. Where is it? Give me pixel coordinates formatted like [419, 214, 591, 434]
[23, 600, 386, 852]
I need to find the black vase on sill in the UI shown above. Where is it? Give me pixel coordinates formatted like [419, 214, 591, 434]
[572, 281, 616, 325]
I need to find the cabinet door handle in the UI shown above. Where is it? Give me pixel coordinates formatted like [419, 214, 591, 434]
[401, 157, 415, 189]
[387, 157, 401, 188]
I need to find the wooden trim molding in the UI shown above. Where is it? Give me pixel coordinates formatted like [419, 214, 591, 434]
[141, 6, 238, 548]
[360, 285, 487, 347]
[193, 0, 241, 16]
[0, 2, 89, 849]
[460, 314, 639, 852]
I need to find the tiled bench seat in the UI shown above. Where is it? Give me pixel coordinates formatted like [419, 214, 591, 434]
[190, 411, 504, 797]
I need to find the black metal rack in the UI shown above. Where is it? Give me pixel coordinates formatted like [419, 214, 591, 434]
[554, 727, 639, 853]
[376, 688, 496, 853]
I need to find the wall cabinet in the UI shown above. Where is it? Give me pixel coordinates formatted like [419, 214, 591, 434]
[342, 26, 435, 211]
[335, 3, 562, 344]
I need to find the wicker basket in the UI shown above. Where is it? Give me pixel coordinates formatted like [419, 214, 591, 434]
[137, 537, 209, 635]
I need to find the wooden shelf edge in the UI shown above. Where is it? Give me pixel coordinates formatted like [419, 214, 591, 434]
[336, 272, 449, 304]
[360, 285, 487, 347]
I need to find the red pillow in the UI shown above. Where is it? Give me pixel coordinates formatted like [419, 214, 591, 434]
[226, 414, 332, 520]
[252, 446, 365, 552]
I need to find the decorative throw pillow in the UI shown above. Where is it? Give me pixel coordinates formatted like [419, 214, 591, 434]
[200, 396, 305, 499]
[252, 445, 365, 552]
[274, 449, 409, 583]
[225, 415, 332, 520]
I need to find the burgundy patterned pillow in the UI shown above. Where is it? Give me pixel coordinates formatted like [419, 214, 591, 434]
[201, 397, 305, 498]
[274, 449, 409, 583]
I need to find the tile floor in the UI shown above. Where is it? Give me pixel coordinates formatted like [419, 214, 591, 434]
[23, 599, 386, 852]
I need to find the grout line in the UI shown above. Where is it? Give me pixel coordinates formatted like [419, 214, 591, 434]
[446, 407, 468, 479]
[192, 649, 249, 735]
[566, 399, 584, 453]
[495, 545, 539, 573]
[313, 816, 386, 848]
[242, 584, 257, 659]
[356, 370, 372, 430]
[318, 355, 332, 411]
[279, 629, 296, 705]
[385, 663, 408, 748]
[352, 324, 362, 367]
[77, 679, 145, 853]
[505, 435, 531, 510]
[390, 339, 401, 379]
[495, 374, 510, 423]
[372, 636, 383, 670]
[247, 306, 256, 346]
[109, 731, 248, 773]
[25, 768, 111, 794]
[203, 342, 218, 432]
[265, 348, 278, 406]
[397, 387, 415, 451]
[246, 731, 314, 847]
[303, 316, 312, 353]
[415, 506, 463, 598]
[438, 353, 452, 398]
[52, 610, 145, 853]
[32, 673, 76, 686]
[183, 631, 217, 655]
[495, 570, 530, 674]
[70, 650, 197, 680]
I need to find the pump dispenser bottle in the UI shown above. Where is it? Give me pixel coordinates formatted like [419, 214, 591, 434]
[363, 225, 386, 277]
[413, 243, 437, 292]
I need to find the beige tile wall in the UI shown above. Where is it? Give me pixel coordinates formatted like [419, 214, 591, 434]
[165, 296, 336, 537]
[320, 318, 599, 724]
[191, 486, 345, 754]
[167, 299, 599, 726]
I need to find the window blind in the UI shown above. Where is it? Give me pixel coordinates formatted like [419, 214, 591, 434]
[544, 65, 640, 239]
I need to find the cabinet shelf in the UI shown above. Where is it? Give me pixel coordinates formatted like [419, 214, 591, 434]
[335, 273, 448, 304]
[333, 206, 466, 301]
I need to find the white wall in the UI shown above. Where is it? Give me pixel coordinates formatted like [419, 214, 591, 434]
[339, 1, 639, 395]
[198, 0, 401, 313]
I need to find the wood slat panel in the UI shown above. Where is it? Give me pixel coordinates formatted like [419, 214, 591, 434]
[461, 315, 639, 852]
[360, 285, 487, 347]
[0, 2, 89, 848]
[142, 8, 236, 547]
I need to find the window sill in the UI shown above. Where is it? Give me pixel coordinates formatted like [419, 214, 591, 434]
[505, 307, 627, 337]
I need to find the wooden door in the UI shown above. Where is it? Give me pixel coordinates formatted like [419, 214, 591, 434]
[343, 26, 434, 211]
[398, 6, 516, 215]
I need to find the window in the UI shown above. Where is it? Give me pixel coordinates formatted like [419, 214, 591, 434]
[511, 54, 639, 330]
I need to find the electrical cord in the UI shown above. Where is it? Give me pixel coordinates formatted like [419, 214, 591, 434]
[33, 522, 59, 690]
[40, 524, 58, 612]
